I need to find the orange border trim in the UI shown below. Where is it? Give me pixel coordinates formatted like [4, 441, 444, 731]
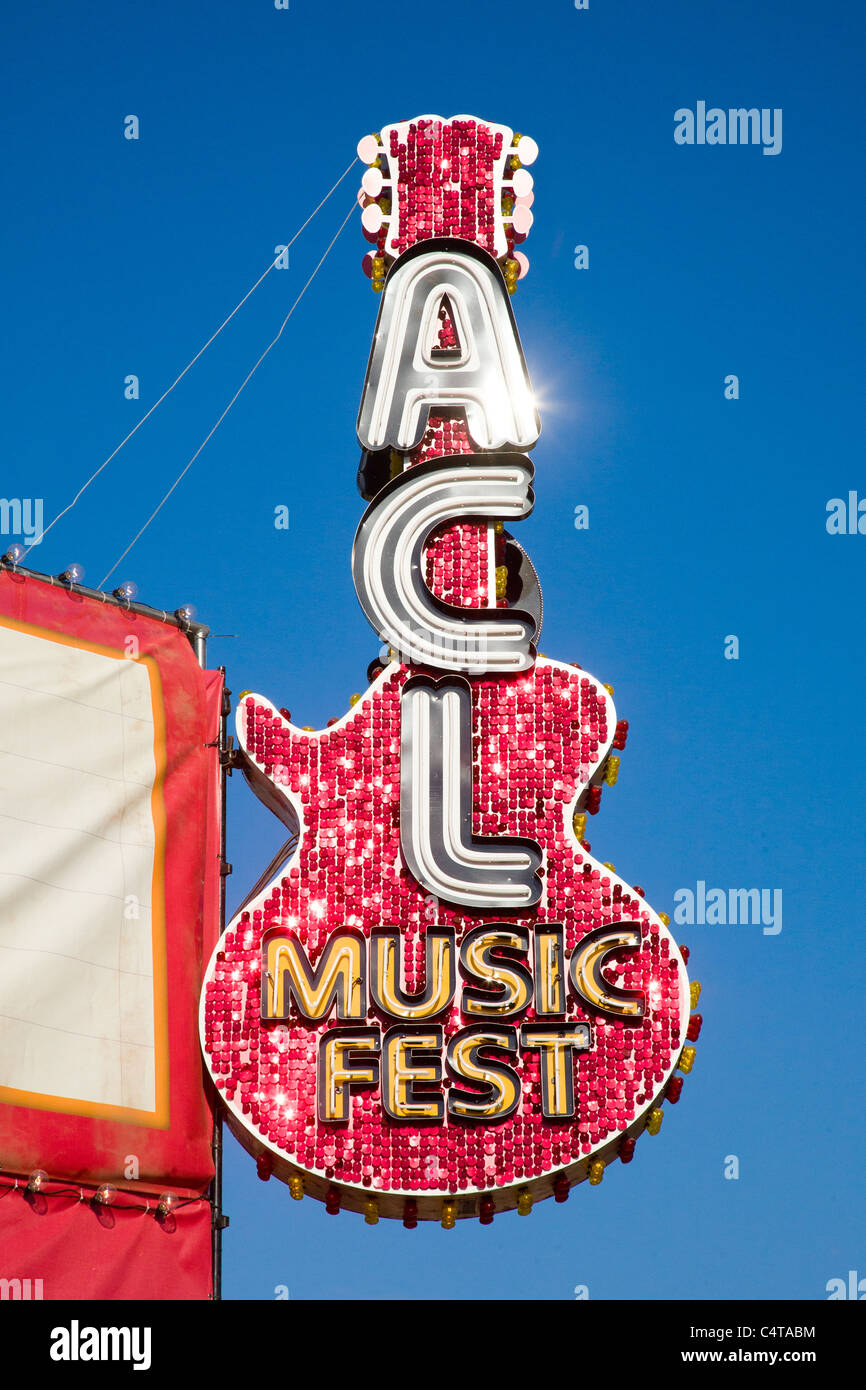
[0, 614, 170, 1128]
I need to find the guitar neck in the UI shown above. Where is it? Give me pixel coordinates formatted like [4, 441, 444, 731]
[356, 114, 538, 614]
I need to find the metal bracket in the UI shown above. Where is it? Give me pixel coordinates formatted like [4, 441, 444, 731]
[219, 738, 238, 773]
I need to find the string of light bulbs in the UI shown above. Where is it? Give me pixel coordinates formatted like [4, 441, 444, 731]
[0, 1168, 210, 1221]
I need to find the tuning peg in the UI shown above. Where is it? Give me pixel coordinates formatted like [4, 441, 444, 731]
[357, 133, 380, 164]
[511, 204, 533, 236]
[361, 167, 385, 198]
[361, 203, 384, 234]
[515, 134, 538, 165]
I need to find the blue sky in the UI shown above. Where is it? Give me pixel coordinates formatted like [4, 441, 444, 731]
[2, 0, 864, 1299]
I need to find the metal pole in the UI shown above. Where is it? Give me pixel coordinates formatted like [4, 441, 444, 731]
[193, 634, 227, 1302]
[212, 1114, 224, 1301]
[211, 665, 231, 1300]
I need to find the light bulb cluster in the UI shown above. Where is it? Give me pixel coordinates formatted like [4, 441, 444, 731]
[358, 117, 536, 292]
[424, 524, 492, 611]
[434, 304, 459, 352]
[387, 117, 505, 255]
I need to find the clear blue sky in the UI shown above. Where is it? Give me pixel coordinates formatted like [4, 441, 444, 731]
[2, 0, 864, 1300]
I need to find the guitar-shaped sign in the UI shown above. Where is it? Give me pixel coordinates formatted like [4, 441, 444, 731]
[200, 116, 700, 1224]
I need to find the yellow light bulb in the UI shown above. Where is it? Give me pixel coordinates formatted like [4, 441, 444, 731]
[678, 1046, 696, 1074]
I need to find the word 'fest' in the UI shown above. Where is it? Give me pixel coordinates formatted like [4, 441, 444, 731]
[200, 115, 701, 1225]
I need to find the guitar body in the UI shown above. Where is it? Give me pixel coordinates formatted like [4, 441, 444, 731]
[200, 658, 690, 1219]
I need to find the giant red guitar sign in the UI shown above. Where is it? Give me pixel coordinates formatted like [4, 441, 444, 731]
[200, 115, 701, 1224]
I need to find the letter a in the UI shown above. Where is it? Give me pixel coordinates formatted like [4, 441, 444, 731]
[825, 499, 845, 534]
[357, 243, 539, 452]
[674, 109, 694, 145]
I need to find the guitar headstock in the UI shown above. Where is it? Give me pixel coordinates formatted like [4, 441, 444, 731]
[357, 114, 538, 293]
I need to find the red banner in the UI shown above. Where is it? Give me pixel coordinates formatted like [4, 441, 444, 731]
[0, 569, 221, 1298]
[0, 1183, 212, 1301]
